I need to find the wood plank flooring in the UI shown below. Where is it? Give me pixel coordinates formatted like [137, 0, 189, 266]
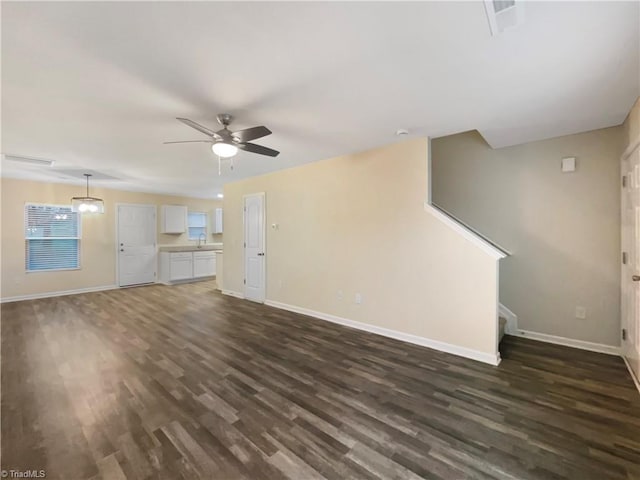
[2, 280, 639, 480]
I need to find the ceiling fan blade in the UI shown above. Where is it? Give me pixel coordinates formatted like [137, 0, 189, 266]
[231, 126, 272, 142]
[163, 140, 212, 144]
[237, 142, 280, 157]
[176, 118, 221, 139]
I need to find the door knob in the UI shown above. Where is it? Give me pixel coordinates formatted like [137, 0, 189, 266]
[633, 275, 640, 282]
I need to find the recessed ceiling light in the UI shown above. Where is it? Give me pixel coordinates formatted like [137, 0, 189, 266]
[217, 193, 224, 199]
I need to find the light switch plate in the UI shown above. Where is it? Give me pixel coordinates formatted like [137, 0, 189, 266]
[562, 157, 576, 173]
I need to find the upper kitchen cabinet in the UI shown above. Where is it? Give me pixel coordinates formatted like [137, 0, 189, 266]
[211, 208, 223, 234]
[161, 205, 188, 234]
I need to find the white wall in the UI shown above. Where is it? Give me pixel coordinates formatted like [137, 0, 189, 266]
[432, 127, 624, 347]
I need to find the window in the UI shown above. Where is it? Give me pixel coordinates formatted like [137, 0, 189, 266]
[187, 212, 207, 240]
[25, 204, 81, 272]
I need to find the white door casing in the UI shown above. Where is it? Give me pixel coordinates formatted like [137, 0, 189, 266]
[622, 145, 640, 382]
[117, 204, 157, 287]
[244, 193, 266, 302]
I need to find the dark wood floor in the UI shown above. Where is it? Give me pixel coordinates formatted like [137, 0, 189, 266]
[2, 281, 639, 480]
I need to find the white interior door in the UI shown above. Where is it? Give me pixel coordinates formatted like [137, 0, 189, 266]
[244, 193, 265, 302]
[118, 204, 157, 287]
[622, 145, 640, 382]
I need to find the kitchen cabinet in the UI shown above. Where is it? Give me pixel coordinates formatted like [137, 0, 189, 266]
[161, 205, 188, 234]
[159, 250, 217, 284]
[193, 251, 216, 278]
[167, 252, 193, 281]
[211, 208, 223, 234]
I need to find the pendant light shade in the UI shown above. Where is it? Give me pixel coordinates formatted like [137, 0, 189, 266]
[71, 174, 104, 214]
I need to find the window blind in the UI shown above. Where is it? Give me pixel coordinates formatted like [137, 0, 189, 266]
[25, 204, 81, 271]
[188, 212, 207, 240]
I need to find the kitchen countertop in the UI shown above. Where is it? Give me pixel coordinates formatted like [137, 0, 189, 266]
[159, 245, 223, 253]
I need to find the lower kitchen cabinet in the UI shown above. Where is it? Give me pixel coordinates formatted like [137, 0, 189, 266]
[193, 251, 216, 278]
[169, 252, 193, 281]
[159, 251, 216, 284]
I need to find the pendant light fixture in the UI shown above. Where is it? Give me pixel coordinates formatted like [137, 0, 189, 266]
[71, 173, 104, 214]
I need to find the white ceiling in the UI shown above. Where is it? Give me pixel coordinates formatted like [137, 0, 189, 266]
[2, 1, 638, 198]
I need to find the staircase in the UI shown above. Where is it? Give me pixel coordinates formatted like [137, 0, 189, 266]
[499, 316, 506, 343]
[429, 202, 512, 351]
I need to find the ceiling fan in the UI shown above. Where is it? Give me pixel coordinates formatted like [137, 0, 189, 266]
[165, 114, 279, 158]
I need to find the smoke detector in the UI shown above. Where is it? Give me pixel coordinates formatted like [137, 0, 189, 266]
[396, 129, 410, 137]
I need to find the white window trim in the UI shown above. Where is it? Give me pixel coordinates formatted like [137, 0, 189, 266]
[187, 211, 208, 241]
[25, 203, 82, 273]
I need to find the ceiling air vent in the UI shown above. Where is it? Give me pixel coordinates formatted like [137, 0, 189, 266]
[2, 153, 54, 167]
[484, 0, 523, 36]
[493, 0, 515, 13]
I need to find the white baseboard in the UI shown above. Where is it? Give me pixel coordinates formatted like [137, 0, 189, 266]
[221, 289, 245, 299]
[264, 299, 501, 366]
[507, 329, 620, 356]
[622, 355, 640, 394]
[160, 276, 214, 286]
[498, 303, 518, 334]
[1, 284, 118, 303]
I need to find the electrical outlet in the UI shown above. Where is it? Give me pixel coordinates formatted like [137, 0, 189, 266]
[355, 293, 362, 305]
[575, 306, 587, 319]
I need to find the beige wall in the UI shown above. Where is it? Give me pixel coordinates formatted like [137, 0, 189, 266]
[624, 97, 640, 146]
[223, 138, 501, 360]
[1, 178, 222, 299]
[432, 127, 623, 346]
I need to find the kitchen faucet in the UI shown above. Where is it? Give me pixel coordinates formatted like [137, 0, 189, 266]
[197, 232, 206, 248]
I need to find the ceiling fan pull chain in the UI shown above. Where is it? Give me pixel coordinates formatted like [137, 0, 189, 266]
[218, 155, 222, 176]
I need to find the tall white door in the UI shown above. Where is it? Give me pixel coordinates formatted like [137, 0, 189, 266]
[244, 193, 265, 302]
[622, 145, 640, 382]
[117, 204, 157, 287]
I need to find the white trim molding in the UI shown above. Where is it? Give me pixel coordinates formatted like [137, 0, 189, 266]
[622, 356, 640, 394]
[621, 133, 640, 161]
[507, 329, 620, 356]
[498, 303, 518, 334]
[264, 299, 501, 366]
[221, 289, 245, 299]
[1, 284, 118, 303]
[424, 202, 508, 259]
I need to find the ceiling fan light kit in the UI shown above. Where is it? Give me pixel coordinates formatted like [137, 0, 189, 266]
[165, 114, 279, 173]
[71, 173, 104, 214]
[211, 142, 238, 158]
